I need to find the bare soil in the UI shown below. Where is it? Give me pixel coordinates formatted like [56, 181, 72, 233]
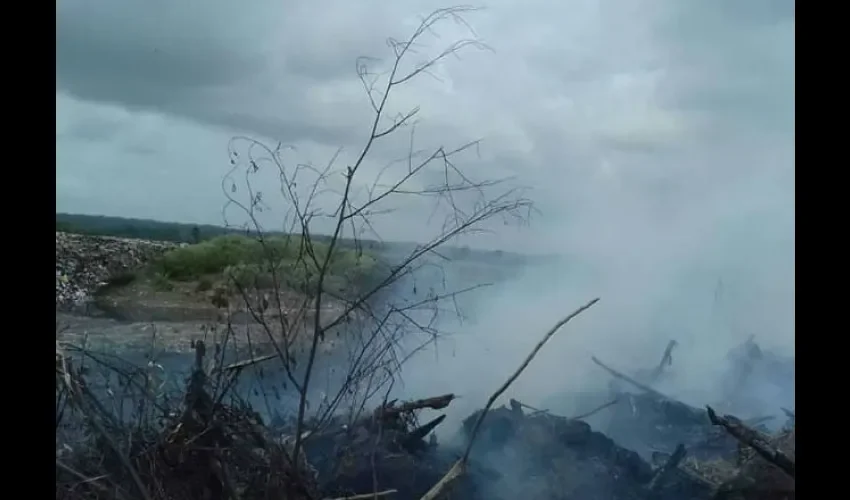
[93, 275, 344, 324]
[94, 276, 222, 322]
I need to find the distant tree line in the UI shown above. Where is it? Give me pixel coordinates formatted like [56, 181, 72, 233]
[56, 213, 242, 244]
[55, 213, 524, 264]
[55, 213, 385, 251]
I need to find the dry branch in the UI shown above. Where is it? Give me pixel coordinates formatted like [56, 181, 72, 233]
[325, 489, 398, 500]
[207, 5, 534, 496]
[57, 345, 153, 500]
[405, 415, 447, 443]
[648, 340, 678, 383]
[509, 398, 550, 416]
[220, 353, 279, 372]
[647, 443, 687, 493]
[379, 394, 456, 417]
[571, 397, 620, 421]
[419, 297, 601, 500]
[705, 406, 795, 479]
[591, 355, 673, 401]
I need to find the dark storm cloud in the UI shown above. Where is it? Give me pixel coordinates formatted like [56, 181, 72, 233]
[56, 0, 410, 146]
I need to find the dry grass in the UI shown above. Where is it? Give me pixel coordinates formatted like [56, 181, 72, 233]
[56, 338, 322, 500]
[55, 334, 463, 500]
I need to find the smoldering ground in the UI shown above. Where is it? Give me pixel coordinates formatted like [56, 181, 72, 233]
[395, 151, 794, 443]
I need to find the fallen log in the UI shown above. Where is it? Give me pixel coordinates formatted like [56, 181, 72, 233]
[705, 406, 795, 479]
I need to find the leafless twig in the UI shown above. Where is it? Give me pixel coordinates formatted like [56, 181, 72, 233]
[420, 298, 600, 500]
[571, 397, 620, 421]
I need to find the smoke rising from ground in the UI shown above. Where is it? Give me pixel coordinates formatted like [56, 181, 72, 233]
[395, 134, 794, 441]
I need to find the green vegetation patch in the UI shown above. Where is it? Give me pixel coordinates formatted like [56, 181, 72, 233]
[152, 234, 378, 295]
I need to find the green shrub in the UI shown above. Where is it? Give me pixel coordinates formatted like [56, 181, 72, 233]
[151, 235, 378, 295]
[151, 272, 174, 291]
[154, 235, 298, 280]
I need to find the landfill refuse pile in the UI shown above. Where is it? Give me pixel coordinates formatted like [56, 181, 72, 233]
[56, 231, 177, 310]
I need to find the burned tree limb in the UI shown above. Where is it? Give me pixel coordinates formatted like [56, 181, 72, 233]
[647, 443, 687, 494]
[510, 398, 551, 416]
[220, 353, 278, 372]
[744, 415, 775, 427]
[379, 394, 456, 418]
[705, 406, 795, 479]
[648, 340, 678, 383]
[420, 297, 601, 500]
[403, 415, 447, 444]
[591, 356, 673, 401]
[571, 397, 620, 420]
[420, 461, 465, 500]
[325, 489, 398, 500]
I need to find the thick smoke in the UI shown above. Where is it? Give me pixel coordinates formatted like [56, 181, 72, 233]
[393, 141, 794, 446]
[383, 1, 795, 447]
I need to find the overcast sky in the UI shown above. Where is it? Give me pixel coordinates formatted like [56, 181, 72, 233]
[57, 0, 793, 250]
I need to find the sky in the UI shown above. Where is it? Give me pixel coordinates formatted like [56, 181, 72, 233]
[57, 1, 794, 420]
[57, 0, 793, 248]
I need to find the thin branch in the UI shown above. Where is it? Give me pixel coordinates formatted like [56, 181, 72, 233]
[325, 489, 398, 500]
[571, 397, 620, 421]
[420, 298, 601, 500]
[591, 355, 675, 402]
[57, 349, 153, 500]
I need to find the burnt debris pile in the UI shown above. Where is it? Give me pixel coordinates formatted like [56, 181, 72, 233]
[57, 340, 324, 500]
[56, 335, 794, 500]
[303, 394, 478, 499]
[460, 401, 711, 500]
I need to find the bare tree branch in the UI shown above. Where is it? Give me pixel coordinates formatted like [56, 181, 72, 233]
[706, 406, 795, 479]
[419, 298, 601, 500]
